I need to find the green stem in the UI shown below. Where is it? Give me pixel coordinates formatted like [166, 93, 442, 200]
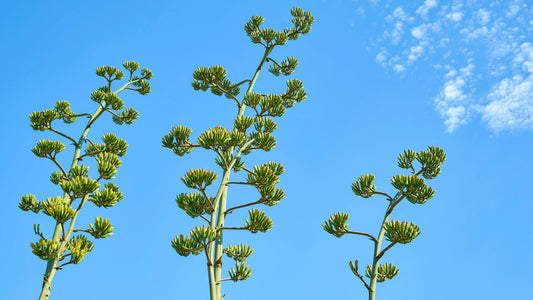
[214, 188, 228, 298]
[368, 191, 403, 300]
[38, 195, 90, 300]
[38, 80, 135, 300]
[207, 46, 273, 300]
[207, 170, 232, 300]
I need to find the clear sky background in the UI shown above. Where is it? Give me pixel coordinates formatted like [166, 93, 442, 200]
[2, 0, 532, 299]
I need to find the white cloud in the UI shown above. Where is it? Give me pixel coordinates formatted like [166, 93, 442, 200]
[416, 0, 438, 19]
[371, 0, 533, 133]
[408, 45, 425, 63]
[434, 64, 474, 132]
[389, 21, 405, 44]
[447, 11, 464, 22]
[393, 64, 406, 72]
[411, 24, 427, 39]
[386, 7, 415, 23]
[393, 7, 410, 21]
[483, 75, 533, 131]
[506, 0, 521, 18]
[376, 50, 388, 67]
[513, 42, 533, 73]
[476, 9, 491, 25]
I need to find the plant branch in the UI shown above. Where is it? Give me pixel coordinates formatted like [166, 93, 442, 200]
[50, 158, 68, 178]
[229, 79, 252, 89]
[376, 241, 397, 260]
[242, 167, 256, 176]
[216, 278, 234, 284]
[354, 271, 372, 291]
[220, 227, 248, 231]
[211, 83, 241, 107]
[48, 128, 78, 145]
[55, 261, 73, 270]
[373, 191, 392, 201]
[225, 200, 261, 215]
[60, 223, 66, 242]
[226, 181, 252, 186]
[345, 230, 377, 242]
[265, 57, 282, 68]
[200, 189, 214, 208]
[104, 108, 120, 118]
[72, 113, 92, 118]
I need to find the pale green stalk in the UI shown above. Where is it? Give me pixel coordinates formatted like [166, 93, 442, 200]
[208, 47, 273, 300]
[368, 191, 404, 300]
[38, 80, 136, 300]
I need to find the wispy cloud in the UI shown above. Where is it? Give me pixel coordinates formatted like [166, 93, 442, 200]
[416, 0, 438, 19]
[369, 0, 533, 133]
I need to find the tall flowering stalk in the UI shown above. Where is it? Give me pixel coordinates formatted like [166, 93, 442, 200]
[162, 8, 313, 300]
[19, 62, 152, 300]
[323, 146, 446, 300]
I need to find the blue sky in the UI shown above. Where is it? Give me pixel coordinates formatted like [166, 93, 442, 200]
[2, 0, 532, 299]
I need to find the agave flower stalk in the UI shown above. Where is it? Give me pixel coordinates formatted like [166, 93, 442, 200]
[162, 8, 314, 300]
[323, 146, 446, 300]
[19, 62, 152, 300]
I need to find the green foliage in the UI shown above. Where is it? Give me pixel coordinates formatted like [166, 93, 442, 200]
[234, 116, 254, 133]
[29, 110, 60, 131]
[41, 196, 76, 223]
[228, 262, 252, 282]
[176, 192, 211, 218]
[323, 212, 350, 238]
[95, 65, 124, 81]
[351, 174, 376, 198]
[390, 175, 435, 204]
[244, 7, 314, 46]
[171, 234, 203, 257]
[112, 107, 139, 125]
[191, 65, 241, 99]
[163, 8, 313, 299]
[59, 176, 100, 199]
[365, 263, 399, 283]
[282, 79, 307, 106]
[225, 244, 254, 262]
[89, 182, 123, 208]
[182, 169, 218, 190]
[244, 209, 273, 233]
[397, 149, 416, 170]
[85, 133, 128, 157]
[31, 140, 65, 159]
[384, 220, 420, 244]
[22, 61, 152, 299]
[323, 146, 446, 297]
[67, 235, 95, 264]
[197, 126, 245, 152]
[31, 238, 62, 261]
[50, 171, 67, 184]
[162, 125, 195, 156]
[190, 225, 219, 245]
[246, 162, 283, 188]
[349, 259, 359, 276]
[95, 152, 122, 180]
[417, 146, 446, 179]
[248, 132, 276, 152]
[257, 185, 285, 206]
[253, 117, 278, 133]
[18, 194, 41, 213]
[86, 217, 113, 239]
[268, 56, 299, 76]
[54, 100, 77, 123]
[69, 164, 89, 178]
